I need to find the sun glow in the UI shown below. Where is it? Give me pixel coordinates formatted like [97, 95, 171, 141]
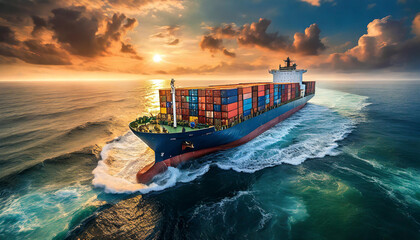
[153, 54, 162, 63]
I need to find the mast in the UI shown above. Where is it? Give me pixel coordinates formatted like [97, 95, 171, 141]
[171, 78, 177, 128]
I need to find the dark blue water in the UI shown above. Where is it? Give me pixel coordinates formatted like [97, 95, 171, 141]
[0, 80, 419, 239]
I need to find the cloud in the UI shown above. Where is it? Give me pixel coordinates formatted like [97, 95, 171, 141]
[323, 15, 420, 70]
[160, 61, 268, 75]
[107, 0, 183, 10]
[412, 13, 420, 37]
[199, 34, 236, 57]
[151, 25, 181, 45]
[299, 0, 334, 7]
[49, 7, 138, 57]
[237, 18, 291, 50]
[0, 26, 19, 45]
[200, 18, 325, 57]
[0, 39, 71, 65]
[168, 39, 179, 45]
[293, 23, 325, 55]
[31, 16, 48, 36]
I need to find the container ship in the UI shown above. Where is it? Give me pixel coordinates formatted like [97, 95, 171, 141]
[130, 58, 315, 183]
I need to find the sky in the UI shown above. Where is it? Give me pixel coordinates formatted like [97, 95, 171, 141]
[0, 0, 419, 81]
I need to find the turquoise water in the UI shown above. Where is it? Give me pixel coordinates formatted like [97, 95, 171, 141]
[0, 80, 419, 239]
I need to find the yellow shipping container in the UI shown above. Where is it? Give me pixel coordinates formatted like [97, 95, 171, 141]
[160, 107, 167, 114]
[189, 116, 198, 122]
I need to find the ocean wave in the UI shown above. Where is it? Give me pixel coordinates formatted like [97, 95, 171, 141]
[92, 131, 210, 194]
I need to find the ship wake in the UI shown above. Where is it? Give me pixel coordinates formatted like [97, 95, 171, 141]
[92, 88, 370, 194]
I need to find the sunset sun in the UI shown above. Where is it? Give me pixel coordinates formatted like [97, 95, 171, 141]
[153, 54, 162, 63]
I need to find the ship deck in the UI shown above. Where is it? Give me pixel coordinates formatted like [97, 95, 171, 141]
[131, 122, 210, 134]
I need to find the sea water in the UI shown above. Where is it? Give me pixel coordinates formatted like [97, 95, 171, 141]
[0, 80, 419, 239]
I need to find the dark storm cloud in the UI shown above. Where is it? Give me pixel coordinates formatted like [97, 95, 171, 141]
[323, 15, 420, 70]
[200, 35, 223, 52]
[200, 18, 325, 57]
[31, 15, 47, 36]
[0, 26, 19, 45]
[199, 34, 236, 57]
[107, 0, 182, 9]
[0, 39, 71, 65]
[237, 18, 291, 50]
[293, 24, 325, 55]
[48, 7, 138, 57]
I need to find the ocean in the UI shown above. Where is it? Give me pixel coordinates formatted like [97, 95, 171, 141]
[0, 79, 419, 239]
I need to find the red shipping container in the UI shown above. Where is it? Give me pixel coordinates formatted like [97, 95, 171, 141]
[239, 101, 243, 108]
[270, 89, 274, 94]
[182, 102, 189, 109]
[160, 102, 166, 108]
[206, 103, 213, 111]
[206, 97, 213, 104]
[221, 102, 238, 112]
[258, 85, 265, 91]
[206, 118, 214, 125]
[167, 108, 173, 114]
[175, 96, 181, 102]
[243, 87, 252, 94]
[176, 89, 181, 96]
[213, 90, 221, 97]
[238, 88, 243, 95]
[181, 90, 188, 95]
[243, 93, 252, 99]
[166, 95, 172, 102]
[213, 97, 221, 105]
[199, 110, 206, 116]
[182, 115, 189, 121]
[176, 101, 181, 109]
[258, 91, 265, 97]
[214, 111, 222, 119]
[222, 109, 238, 119]
[198, 89, 205, 97]
[199, 103, 206, 110]
[238, 108, 243, 114]
[205, 89, 213, 96]
[159, 90, 165, 95]
[199, 97, 206, 103]
[198, 116, 206, 124]
[269, 83, 274, 89]
[238, 94, 243, 101]
[182, 109, 189, 115]
[176, 109, 181, 114]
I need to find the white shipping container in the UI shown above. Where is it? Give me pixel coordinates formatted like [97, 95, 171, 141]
[206, 111, 214, 118]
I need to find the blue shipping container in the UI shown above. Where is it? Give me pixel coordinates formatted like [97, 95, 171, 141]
[221, 96, 238, 105]
[258, 96, 265, 103]
[190, 109, 198, 116]
[213, 104, 221, 112]
[191, 96, 198, 103]
[258, 105, 265, 111]
[244, 109, 251, 116]
[220, 89, 238, 98]
[258, 101, 265, 107]
[244, 98, 252, 105]
[189, 89, 198, 96]
[243, 103, 252, 110]
[189, 103, 198, 110]
[166, 102, 172, 108]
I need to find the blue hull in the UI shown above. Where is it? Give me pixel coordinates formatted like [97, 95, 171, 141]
[131, 95, 313, 163]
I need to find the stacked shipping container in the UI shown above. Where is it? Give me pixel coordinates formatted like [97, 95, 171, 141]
[158, 82, 305, 128]
[303, 81, 315, 96]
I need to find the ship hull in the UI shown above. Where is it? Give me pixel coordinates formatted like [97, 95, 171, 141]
[131, 94, 314, 183]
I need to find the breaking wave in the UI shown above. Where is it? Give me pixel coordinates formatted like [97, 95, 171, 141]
[93, 88, 370, 194]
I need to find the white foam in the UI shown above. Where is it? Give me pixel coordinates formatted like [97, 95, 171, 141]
[92, 131, 210, 194]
